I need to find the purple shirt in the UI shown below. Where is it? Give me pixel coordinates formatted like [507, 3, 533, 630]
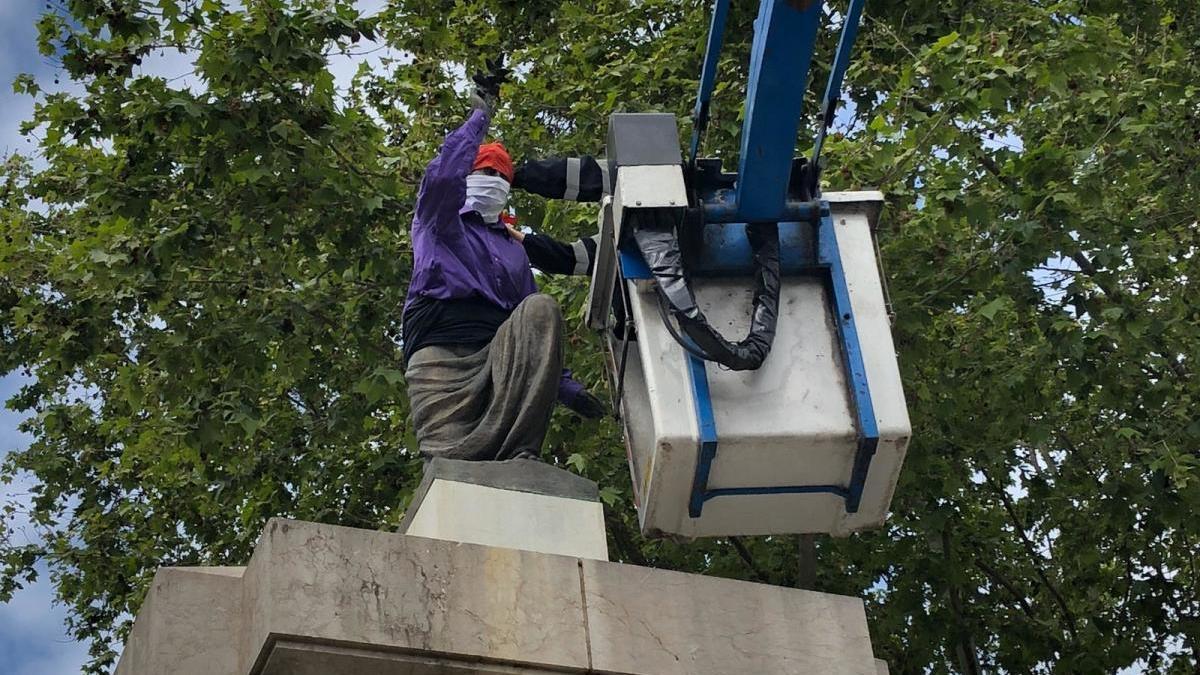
[405, 109, 538, 309]
[405, 110, 586, 407]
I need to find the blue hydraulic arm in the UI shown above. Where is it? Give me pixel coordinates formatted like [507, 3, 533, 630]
[688, 0, 731, 173]
[688, 0, 869, 208]
[734, 0, 823, 222]
[810, 0, 867, 192]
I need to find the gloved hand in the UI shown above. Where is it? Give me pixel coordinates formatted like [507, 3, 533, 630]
[469, 89, 495, 114]
[567, 389, 608, 420]
[470, 56, 510, 114]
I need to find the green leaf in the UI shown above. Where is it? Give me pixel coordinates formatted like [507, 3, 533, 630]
[88, 249, 126, 266]
[12, 73, 39, 96]
[377, 368, 404, 386]
[598, 486, 621, 507]
[928, 31, 960, 56]
[977, 297, 1007, 320]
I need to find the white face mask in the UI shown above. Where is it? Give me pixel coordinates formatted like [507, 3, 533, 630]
[464, 174, 510, 223]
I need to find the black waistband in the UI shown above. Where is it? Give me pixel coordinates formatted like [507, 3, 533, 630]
[401, 295, 512, 366]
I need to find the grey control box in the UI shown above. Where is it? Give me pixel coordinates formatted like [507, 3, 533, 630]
[606, 113, 683, 167]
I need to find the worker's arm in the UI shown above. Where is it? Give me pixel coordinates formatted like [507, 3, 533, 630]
[512, 156, 615, 202]
[524, 232, 598, 276]
[413, 109, 490, 234]
[503, 221, 597, 277]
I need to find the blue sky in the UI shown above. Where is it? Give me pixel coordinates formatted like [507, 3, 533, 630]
[0, 374, 90, 675]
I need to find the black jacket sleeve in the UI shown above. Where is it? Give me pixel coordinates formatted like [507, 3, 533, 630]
[523, 232, 598, 276]
[512, 156, 616, 203]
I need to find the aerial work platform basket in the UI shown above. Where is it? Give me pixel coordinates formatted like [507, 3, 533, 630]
[586, 0, 910, 538]
[593, 176, 910, 538]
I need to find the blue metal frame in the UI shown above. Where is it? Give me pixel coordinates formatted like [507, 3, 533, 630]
[682, 203, 881, 517]
[694, 220, 816, 276]
[734, 0, 823, 222]
[618, 245, 652, 280]
[701, 194, 822, 224]
[811, 0, 868, 177]
[619, 220, 817, 278]
[686, 346, 854, 517]
[686, 354, 721, 518]
[815, 208, 880, 513]
[689, 0, 731, 171]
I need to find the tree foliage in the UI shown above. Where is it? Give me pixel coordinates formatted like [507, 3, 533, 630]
[1, 0, 1198, 672]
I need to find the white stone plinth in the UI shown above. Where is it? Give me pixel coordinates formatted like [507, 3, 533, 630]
[400, 457, 609, 560]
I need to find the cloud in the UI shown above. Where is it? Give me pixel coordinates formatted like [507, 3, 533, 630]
[2, 373, 89, 672]
[134, 45, 205, 94]
[327, 0, 405, 106]
[10, 649, 95, 675]
[1, 372, 42, 544]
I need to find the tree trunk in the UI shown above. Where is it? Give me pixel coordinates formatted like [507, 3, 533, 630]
[797, 534, 817, 590]
[943, 527, 982, 675]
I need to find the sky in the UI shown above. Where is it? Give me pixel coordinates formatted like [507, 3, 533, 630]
[0, 1, 389, 672]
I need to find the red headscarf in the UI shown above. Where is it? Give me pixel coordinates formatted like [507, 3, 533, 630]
[472, 142, 514, 183]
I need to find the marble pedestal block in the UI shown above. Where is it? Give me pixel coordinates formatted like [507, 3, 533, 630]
[117, 498, 891, 674]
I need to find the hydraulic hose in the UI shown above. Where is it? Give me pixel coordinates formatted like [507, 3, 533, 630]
[631, 211, 780, 371]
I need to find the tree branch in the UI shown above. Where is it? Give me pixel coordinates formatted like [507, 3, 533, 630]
[984, 470, 1079, 642]
[796, 534, 817, 590]
[943, 527, 982, 675]
[973, 556, 1040, 624]
[977, 151, 1020, 192]
[728, 537, 771, 584]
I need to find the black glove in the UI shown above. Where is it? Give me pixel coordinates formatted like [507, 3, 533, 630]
[473, 57, 509, 97]
[567, 389, 608, 420]
[470, 56, 510, 113]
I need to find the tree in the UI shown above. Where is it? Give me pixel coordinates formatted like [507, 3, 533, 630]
[1, 0, 1197, 672]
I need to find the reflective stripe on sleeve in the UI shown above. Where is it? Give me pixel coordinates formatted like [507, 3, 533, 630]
[571, 239, 589, 275]
[564, 157, 581, 201]
[599, 159, 611, 196]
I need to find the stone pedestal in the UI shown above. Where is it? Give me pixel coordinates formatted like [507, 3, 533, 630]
[116, 467, 891, 674]
[400, 458, 609, 560]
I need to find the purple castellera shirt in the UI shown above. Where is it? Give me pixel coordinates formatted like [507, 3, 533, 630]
[404, 109, 585, 405]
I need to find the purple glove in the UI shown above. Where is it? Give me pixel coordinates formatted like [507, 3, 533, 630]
[558, 371, 607, 419]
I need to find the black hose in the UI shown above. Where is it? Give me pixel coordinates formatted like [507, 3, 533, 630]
[654, 286, 724, 363]
[632, 211, 781, 371]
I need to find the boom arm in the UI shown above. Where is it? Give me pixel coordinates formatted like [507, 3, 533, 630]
[689, 0, 868, 210]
